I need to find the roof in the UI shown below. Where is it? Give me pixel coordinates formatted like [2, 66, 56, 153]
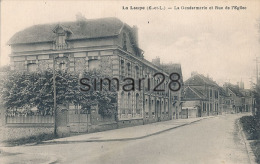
[183, 86, 207, 100]
[224, 83, 244, 97]
[8, 17, 124, 45]
[228, 86, 244, 97]
[160, 63, 183, 84]
[184, 74, 219, 87]
[219, 87, 228, 97]
[160, 63, 182, 75]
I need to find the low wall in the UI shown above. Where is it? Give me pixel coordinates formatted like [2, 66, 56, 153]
[118, 119, 143, 128]
[201, 112, 208, 117]
[160, 116, 171, 121]
[0, 125, 54, 142]
[143, 117, 157, 124]
[88, 122, 118, 133]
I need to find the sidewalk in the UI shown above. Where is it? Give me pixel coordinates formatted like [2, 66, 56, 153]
[43, 116, 215, 144]
[0, 150, 57, 164]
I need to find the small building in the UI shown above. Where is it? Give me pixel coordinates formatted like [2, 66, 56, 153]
[183, 73, 220, 117]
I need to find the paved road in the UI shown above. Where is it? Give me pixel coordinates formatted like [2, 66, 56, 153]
[0, 114, 251, 164]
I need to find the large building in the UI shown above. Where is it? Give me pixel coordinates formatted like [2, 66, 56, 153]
[8, 17, 183, 133]
[152, 58, 184, 119]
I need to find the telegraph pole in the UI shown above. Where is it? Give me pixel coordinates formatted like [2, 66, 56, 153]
[53, 57, 57, 137]
[256, 57, 259, 85]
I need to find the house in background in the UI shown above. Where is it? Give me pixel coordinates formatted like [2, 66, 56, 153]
[219, 87, 232, 114]
[160, 62, 184, 119]
[223, 82, 254, 113]
[223, 83, 244, 113]
[182, 72, 220, 118]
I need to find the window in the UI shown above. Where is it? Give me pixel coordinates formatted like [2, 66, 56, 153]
[151, 100, 155, 115]
[127, 63, 131, 77]
[215, 91, 219, 99]
[128, 93, 131, 114]
[27, 63, 37, 72]
[121, 92, 124, 108]
[121, 60, 125, 76]
[136, 93, 139, 109]
[165, 102, 168, 114]
[145, 99, 149, 113]
[88, 59, 100, 71]
[135, 66, 139, 79]
[56, 34, 67, 50]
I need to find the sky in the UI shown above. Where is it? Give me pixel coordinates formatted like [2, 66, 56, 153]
[1, 0, 260, 89]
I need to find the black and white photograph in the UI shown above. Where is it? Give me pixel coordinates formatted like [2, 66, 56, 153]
[0, 0, 260, 163]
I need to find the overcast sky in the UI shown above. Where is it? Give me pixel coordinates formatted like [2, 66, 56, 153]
[1, 0, 260, 88]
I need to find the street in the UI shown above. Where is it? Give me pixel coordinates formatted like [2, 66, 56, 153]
[0, 114, 252, 164]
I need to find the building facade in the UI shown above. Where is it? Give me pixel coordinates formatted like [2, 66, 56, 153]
[8, 17, 182, 133]
[182, 73, 220, 117]
[223, 83, 254, 113]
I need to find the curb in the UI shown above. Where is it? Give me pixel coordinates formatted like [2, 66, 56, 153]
[41, 117, 210, 145]
[238, 120, 257, 164]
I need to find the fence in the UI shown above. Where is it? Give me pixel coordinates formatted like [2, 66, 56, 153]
[6, 115, 54, 124]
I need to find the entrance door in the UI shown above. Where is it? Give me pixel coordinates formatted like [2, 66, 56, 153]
[198, 106, 202, 117]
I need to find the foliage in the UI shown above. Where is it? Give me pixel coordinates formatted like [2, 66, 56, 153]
[240, 116, 260, 140]
[240, 116, 260, 164]
[253, 84, 260, 118]
[0, 68, 117, 117]
[250, 140, 260, 164]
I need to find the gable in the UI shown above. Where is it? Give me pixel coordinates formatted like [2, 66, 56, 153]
[184, 87, 204, 100]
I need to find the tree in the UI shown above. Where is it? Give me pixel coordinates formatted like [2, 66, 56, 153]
[253, 84, 260, 117]
[0, 69, 118, 117]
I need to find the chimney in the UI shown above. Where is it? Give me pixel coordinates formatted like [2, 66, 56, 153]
[240, 79, 244, 89]
[76, 12, 87, 27]
[191, 71, 198, 77]
[133, 25, 139, 46]
[152, 57, 160, 66]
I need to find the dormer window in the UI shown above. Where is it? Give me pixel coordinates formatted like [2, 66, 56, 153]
[53, 24, 72, 50]
[57, 34, 66, 46]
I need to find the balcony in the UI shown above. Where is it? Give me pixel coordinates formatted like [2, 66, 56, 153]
[54, 43, 68, 50]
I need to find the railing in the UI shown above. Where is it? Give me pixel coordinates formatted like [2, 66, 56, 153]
[6, 115, 54, 124]
[55, 43, 68, 50]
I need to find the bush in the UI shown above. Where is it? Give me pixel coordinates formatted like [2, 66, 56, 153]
[240, 116, 260, 140]
[250, 140, 260, 164]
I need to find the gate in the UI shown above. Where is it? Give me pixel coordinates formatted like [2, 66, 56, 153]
[68, 108, 90, 133]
